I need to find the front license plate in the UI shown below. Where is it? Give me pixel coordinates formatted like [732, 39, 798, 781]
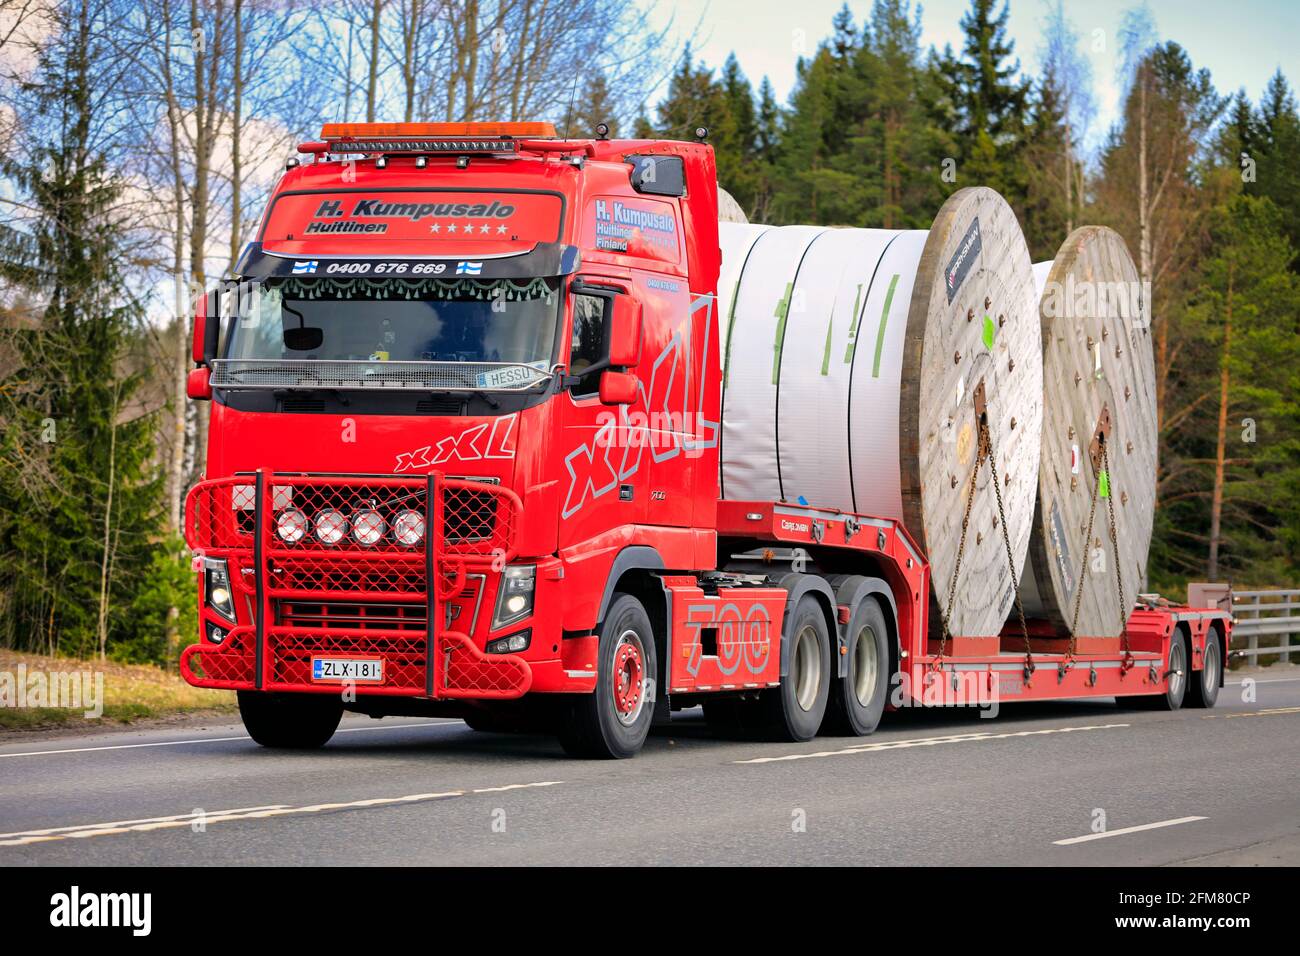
[311, 657, 384, 683]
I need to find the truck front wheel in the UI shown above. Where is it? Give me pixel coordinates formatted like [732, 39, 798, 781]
[237, 691, 343, 749]
[558, 594, 657, 759]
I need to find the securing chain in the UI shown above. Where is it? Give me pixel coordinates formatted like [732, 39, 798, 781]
[985, 425, 1034, 681]
[934, 423, 986, 668]
[1067, 450, 1103, 663]
[1101, 442, 1132, 664]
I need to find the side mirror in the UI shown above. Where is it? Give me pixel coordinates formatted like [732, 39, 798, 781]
[599, 370, 637, 406]
[192, 289, 219, 365]
[187, 366, 212, 401]
[608, 295, 642, 367]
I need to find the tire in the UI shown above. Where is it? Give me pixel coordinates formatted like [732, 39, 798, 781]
[1125, 632, 1189, 711]
[1186, 630, 1222, 709]
[759, 593, 831, 741]
[238, 691, 343, 749]
[558, 594, 657, 758]
[823, 596, 891, 736]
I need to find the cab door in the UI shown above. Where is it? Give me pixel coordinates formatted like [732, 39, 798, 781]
[630, 271, 695, 529]
[557, 277, 646, 548]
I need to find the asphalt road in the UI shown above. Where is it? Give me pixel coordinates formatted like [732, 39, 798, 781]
[2, 671, 1298, 866]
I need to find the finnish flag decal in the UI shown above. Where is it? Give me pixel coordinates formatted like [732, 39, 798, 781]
[456, 260, 483, 275]
[292, 260, 319, 274]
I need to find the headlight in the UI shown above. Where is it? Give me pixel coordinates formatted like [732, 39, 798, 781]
[392, 509, 425, 547]
[276, 507, 308, 543]
[314, 508, 347, 545]
[492, 565, 536, 629]
[351, 508, 386, 546]
[204, 559, 235, 622]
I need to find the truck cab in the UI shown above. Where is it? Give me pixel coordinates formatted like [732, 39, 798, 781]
[183, 122, 728, 755]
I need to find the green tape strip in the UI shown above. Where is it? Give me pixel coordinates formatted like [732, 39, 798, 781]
[723, 280, 741, 389]
[1099, 470, 1110, 499]
[820, 315, 833, 375]
[772, 281, 792, 385]
[844, 283, 863, 364]
[871, 274, 900, 378]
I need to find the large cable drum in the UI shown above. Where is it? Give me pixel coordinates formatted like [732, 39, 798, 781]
[720, 187, 1042, 637]
[1019, 226, 1156, 637]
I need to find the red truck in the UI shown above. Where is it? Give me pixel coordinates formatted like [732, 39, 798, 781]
[181, 121, 1230, 758]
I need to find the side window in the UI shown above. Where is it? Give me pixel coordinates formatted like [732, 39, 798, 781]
[570, 293, 607, 396]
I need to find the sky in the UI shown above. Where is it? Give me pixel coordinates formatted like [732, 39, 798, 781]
[645, 0, 1300, 153]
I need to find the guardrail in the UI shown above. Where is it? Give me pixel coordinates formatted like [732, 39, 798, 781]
[1231, 589, 1299, 664]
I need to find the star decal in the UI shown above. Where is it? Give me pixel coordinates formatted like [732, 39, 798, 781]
[429, 222, 440, 233]
[496, 224, 508, 234]
[447, 223, 457, 233]
[480, 223, 490, 234]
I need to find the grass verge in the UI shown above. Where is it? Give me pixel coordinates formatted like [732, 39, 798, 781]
[0, 648, 235, 731]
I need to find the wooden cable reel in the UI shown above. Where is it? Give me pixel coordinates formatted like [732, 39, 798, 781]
[1019, 226, 1157, 638]
[719, 187, 1043, 638]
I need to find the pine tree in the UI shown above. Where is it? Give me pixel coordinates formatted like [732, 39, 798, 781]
[1020, 68, 1072, 257]
[1171, 196, 1300, 583]
[714, 55, 762, 215]
[1246, 71, 1300, 270]
[0, 0, 175, 660]
[859, 0, 948, 227]
[929, 0, 1032, 198]
[756, 77, 781, 164]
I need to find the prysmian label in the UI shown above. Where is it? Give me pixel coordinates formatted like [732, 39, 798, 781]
[1050, 498, 1074, 599]
[944, 216, 982, 304]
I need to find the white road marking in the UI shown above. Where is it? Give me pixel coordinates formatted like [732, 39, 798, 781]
[1054, 816, 1207, 846]
[735, 722, 1130, 764]
[1228, 677, 1300, 685]
[0, 721, 451, 759]
[0, 781, 563, 848]
[0, 805, 291, 840]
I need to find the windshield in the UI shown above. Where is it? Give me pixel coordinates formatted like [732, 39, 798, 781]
[224, 275, 559, 368]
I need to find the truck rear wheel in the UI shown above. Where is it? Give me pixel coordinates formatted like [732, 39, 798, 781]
[823, 596, 890, 736]
[237, 691, 343, 749]
[1186, 630, 1222, 709]
[558, 594, 657, 759]
[760, 593, 831, 741]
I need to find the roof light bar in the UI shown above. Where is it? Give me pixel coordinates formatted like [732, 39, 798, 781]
[319, 121, 558, 155]
[325, 138, 517, 155]
[321, 122, 557, 139]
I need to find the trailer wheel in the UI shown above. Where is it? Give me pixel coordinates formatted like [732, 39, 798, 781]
[1127, 632, 1189, 711]
[1186, 630, 1222, 709]
[823, 596, 890, 736]
[558, 594, 657, 759]
[760, 593, 831, 741]
[237, 691, 342, 749]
